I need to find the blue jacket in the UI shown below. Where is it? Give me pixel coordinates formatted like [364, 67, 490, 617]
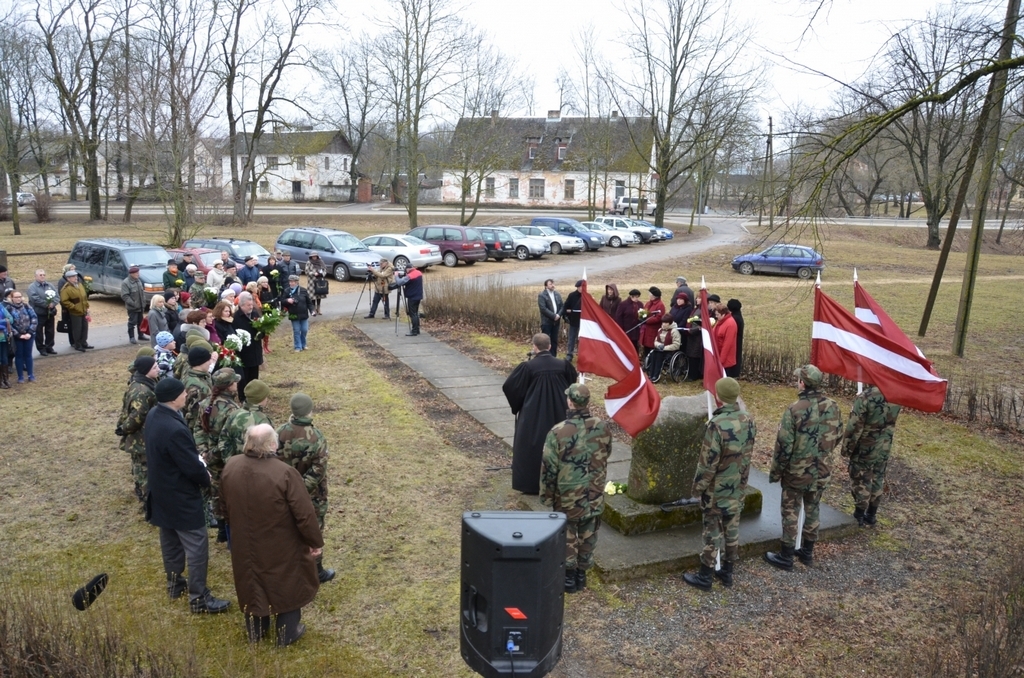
[0, 305, 12, 342]
[6, 303, 37, 336]
[238, 264, 261, 286]
[393, 269, 423, 301]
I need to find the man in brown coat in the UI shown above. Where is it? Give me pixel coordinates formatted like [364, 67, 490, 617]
[220, 423, 324, 646]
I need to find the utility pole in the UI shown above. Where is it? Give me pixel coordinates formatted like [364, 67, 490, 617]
[758, 116, 772, 228]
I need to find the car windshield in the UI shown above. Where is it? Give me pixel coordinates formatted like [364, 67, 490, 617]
[330, 234, 369, 252]
[402, 236, 430, 246]
[506, 228, 527, 238]
[538, 227, 558, 236]
[125, 248, 171, 267]
[232, 242, 270, 257]
[199, 252, 222, 267]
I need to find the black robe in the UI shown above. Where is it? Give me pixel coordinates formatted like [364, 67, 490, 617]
[502, 352, 578, 494]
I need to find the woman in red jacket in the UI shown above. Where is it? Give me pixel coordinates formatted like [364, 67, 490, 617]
[713, 302, 738, 377]
[639, 287, 666, 355]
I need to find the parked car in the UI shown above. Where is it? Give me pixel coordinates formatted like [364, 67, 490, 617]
[181, 237, 271, 266]
[361, 234, 442, 270]
[633, 219, 673, 241]
[474, 227, 516, 261]
[612, 195, 657, 216]
[530, 217, 603, 251]
[406, 225, 488, 267]
[166, 247, 223, 275]
[580, 221, 635, 248]
[495, 227, 549, 260]
[731, 244, 825, 279]
[67, 239, 169, 301]
[593, 215, 655, 243]
[276, 227, 381, 281]
[514, 224, 585, 255]
[1, 192, 36, 207]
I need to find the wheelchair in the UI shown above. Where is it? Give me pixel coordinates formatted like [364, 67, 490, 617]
[643, 349, 688, 383]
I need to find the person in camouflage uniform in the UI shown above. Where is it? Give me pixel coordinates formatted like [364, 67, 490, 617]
[540, 383, 612, 594]
[126, 346, 156, 384]
[181, 347, 214, 434]
[841, 384, 901, 527]
[172, 332, 204, 380]
[118, 356, 159, 503]
[219, 380, 274, 464]
[683, 377, 756, 591]
[764, 365, 842, 570]
[277, 393, 335, 584]
[196, 368, 241, 542]
[188, 271, 207, 309]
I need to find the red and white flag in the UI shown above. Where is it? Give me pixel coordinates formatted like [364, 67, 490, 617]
[854, 277, 927, 359]
[812, 286, 947, 412]
[577, 280, 661, 436]
[700, 285, 726, 405]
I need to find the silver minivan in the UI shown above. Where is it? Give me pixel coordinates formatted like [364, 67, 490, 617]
[275, 227, 381, 281]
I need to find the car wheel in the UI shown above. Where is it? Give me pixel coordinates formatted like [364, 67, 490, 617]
[550, 242, 562, 255]
[610, 236, 622, 248]
[738, 262, 754, 276]
[516, 246, 530, 261]
[443, 251, 458, 267]
[797, 267, 812, 279]
[393, 256, 410, 270]
[465, 259, 476, 266]
[333, 263, 349, 281]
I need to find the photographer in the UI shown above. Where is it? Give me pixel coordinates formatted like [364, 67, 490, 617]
[388, 264, 422, 337]
[364, 258, 395, 320]
[281, 275, 312, 351]
[304, 253, 328, 316]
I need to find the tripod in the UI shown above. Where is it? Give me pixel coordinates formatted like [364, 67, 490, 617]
[393, 285, 411, 336]
[351, 275, 371, 321]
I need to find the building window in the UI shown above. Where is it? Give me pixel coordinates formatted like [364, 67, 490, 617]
[528, 145, 537, 159]
[267, 156, 278, 170]
[557, 145, 567, 160]
[509, 178, 519, 199]
[324, 156, 330, 171]
[485, 177, 495, 198]
[295, 156, 305, 170]
[529, 179, 545, 199]
[343, 157, 349, 171]
[564, 179, 575, 200]
[259, 180, 269, 193]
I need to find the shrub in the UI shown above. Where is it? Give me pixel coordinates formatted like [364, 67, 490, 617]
[33, 194, 52, 223]
[425, 277, 539, 338]
[0, 202, 8, 222]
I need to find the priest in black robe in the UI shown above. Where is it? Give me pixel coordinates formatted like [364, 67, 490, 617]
[502, 333, 578, 494]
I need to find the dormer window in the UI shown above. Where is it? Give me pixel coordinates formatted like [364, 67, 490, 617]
[557, 145, 567, 160]
[529, 147, 537, 159]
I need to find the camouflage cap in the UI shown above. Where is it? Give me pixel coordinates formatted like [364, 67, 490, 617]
[716, 377, 740, 403]
[794, 364, 824, 388]
[212, 368, 241, 387]
[565, 383, 591, 406]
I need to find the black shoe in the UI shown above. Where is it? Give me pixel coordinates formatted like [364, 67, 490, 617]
[364, 314, 375, 319]
[190, 592, 230, 614]
[217, 523, 228, 543]
[714, 560, 734, 587]
[277, 623, 306, 647]
[575, 568, 587, 591]
[564, 568, 578, 594]
[405, 331, 419, 337]
[382, 315, 391, 320]
[864, 506, 878, 526]
[83, 344, 96, 349]
[853, 507, 866, 527]
[795, 540, 815, 566]
[317, 562, 336, 584]
[72, 573, 109, 610]
[764, 544, 795, 571]
[74, 346, 87, 352]
[47, 348, 58, 355]
[683, 563, 715, 591]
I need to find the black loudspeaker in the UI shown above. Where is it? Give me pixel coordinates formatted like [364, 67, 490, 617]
[461, 511, 566, 678]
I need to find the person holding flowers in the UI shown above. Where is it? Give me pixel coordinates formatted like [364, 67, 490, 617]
[28, 269, 59, 355]
[280, 275, 311, 352]
[60, 270, 92, 352]
[304, 253, 327, 316]
[212, 301, 235, 347]
[163, 259, 184, 291]
[232, 292, 264, 401]
[261, 255, 283, 299]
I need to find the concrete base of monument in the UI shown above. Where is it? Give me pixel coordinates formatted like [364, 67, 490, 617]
[601, 486, 763, 536]
[518, 469, 859, 582]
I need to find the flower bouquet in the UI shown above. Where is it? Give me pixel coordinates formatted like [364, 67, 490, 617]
[637, 309, 649, 320]
[82, 275, 94, 295]
[202, 287, 220, 308]
[224, 330, 251, 351]
[213, 343, 242, 369]
[251, 306, 284, 335]
[270, 269, 280, 278]
[604, 481, 627, 495]
[175, 278, 184, 288]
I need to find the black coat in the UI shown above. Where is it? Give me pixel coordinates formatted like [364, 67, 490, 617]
[502, 352, 578, 494]
[145, 404, 211, 531]
[280, 285, 311, 321]
[233, 308, 264, 368]
[563, 290, 582, 328]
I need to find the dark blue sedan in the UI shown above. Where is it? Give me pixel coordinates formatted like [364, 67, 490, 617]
[731, 245, 824, 279]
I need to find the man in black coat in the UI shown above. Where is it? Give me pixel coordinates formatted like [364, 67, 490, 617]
[537, 279, 564, 356]
[145, 377, 230, 614]
[233, 291, 264, 401]
[562, 280, 584, 362]
[502, 333, 578, 494]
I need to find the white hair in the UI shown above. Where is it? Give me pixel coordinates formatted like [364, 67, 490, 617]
[243, 423, 278, 458]
[238, 291, 254, 304]
[150, 295, 165, 310]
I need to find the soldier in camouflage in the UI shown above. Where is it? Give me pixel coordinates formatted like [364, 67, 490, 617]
[188, 271, 207, 309]
[277, 393, 335, 584]
[765, 364, 842, 570]
[540, 383, 612, 594]
[219, 379, 274, 464]
[683, 377, 756, 590]
[841, 384, 901, 527]
[118, 356, 159, 503]
[172, 332, 204, 380]
[126, 346, 156, 384]
[181, 346, 214, 436]
[196, 368, 241, 542]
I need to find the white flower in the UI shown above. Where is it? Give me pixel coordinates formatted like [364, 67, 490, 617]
[235, 329, 252, 346]
[605, 481, 616, 495]
[45, 290, 56, 300]
[223, 334, 243, 351]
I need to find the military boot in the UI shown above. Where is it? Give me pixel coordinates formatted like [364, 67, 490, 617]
[795, 540, 815, 566]
[853, 507, 866, 527]
[864, 504, 878, 526]
[0, 365, 9, 389]
[575, 568, 587, 592]
[714, 560, 734, 587]
[564, 568, 578, 594]
[683, 563, 714, 591]
[763, 544, 795, 571]
[316, 556, 336, 584]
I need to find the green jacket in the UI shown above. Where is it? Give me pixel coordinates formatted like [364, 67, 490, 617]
[277, 416, 329, 520]
[194, 393, 239, 472]
[770, 389, 842, 491]
[181, 369, 213, 433]
[118, 375, 156, 460]
[540, 407, 612, 521]
[219, 403, 273, 462]
[693, 403, 756, 513]
[841, 386, 901, 467]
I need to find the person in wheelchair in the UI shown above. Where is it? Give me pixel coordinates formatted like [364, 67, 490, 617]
[646, 317, 681, 383]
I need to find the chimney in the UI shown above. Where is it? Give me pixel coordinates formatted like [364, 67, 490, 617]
[491, 109, 498, 126]
[611, 110, 619, 119]
[547, 109, 561, 121]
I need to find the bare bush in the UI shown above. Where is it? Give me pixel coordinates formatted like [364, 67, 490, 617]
[425, 277, 538, 338]
[0, 202, 8, 221]
[32, 194, 52, 222]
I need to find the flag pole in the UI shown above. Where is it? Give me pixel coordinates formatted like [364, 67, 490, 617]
[701, 276, 714, 418]
[853, 269, 863, 394]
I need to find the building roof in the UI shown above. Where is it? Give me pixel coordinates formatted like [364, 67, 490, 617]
[226, 129, 354, 157]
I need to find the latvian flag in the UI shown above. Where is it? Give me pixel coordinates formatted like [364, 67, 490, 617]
[812, 286, 947, 412]
[700, 287, 726, 405]
[577, 281, 661, 436]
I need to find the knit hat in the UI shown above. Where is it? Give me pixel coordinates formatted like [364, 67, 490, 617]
[187, 346, 212, 367]
[163, 290, 176, 302]
[290, 393, 314, 418]
[134, 356, 156, 375]
[794, 364, 824, 388]
[716, 377, 741, 404]
[565, 383, 591, 406]
[155, 378, 186, 403]
[727, 299, 742, 313]
[212, 368, 241, 387]
[155, 331, 175, 348]
[648, 286, 662, 298]
[136, 346, 156, 358]
[244, 379, 270, 403]
[185, 333, 203, 348]
[194, 340, 214, 352]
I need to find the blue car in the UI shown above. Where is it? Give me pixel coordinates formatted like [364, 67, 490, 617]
[731, 245, 824, 279]
[530, 216, 605, 251]
[635, 220, 674, 241]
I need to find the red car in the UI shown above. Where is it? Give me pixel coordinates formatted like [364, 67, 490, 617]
[405, 225, 487, 267]
[166, 247, 225, 275]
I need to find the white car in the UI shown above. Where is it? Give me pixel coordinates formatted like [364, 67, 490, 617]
[594, 216, 655, 244]
[613, 195, 657, 217]
[361, 233, 442, 269]
[497, 227, 550, 260]
[513, 225, 585, 254]
[580, 221, 638, 248]
[1, 192, 36, 207]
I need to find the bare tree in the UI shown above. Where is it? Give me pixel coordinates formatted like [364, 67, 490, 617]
[0, 15, 36, 234]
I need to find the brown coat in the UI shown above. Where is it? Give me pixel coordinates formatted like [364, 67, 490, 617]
[60, 281, 89, 316]
[221, 452, 324, 616]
